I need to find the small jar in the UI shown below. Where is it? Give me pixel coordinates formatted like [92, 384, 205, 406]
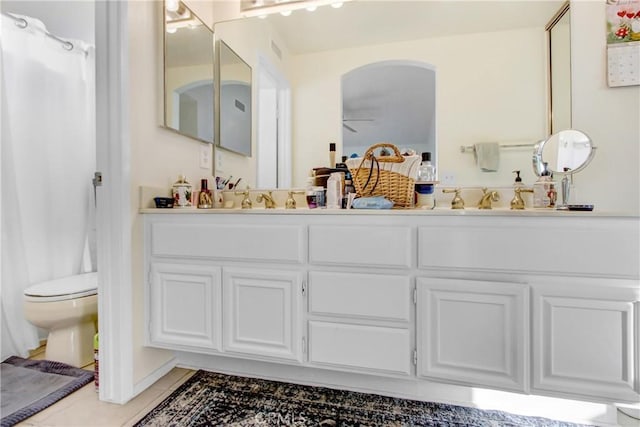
[172, 175, 193, 208]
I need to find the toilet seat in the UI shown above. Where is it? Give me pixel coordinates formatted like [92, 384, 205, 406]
[24, 272, 98, 302]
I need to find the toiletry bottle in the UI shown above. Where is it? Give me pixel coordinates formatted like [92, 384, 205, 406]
[415, 152, 436, 209]
[329, 143, 337, 168]
[512, 170, 523, 188]
[417, 152, 436, 182]
[197, 179, 213, 209]
[547, 183, 557, 208]
[532, 163, 551, 208]
[326, 172, 343, 209]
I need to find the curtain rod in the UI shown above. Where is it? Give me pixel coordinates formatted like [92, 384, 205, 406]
[460, 143, 536, 153]
[2, 12, 75, 51]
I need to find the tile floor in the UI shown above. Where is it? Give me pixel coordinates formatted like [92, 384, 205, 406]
[16, 346, 194, 427]
[14, 346, 640, 427]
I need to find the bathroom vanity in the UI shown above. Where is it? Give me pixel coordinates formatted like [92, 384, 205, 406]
[142, 209, 639, 421]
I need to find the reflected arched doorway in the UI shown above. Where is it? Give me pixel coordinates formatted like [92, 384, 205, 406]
[341, 60, 436, 163]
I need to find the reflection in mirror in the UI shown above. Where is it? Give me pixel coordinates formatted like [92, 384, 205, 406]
[213, 0, 565, 188]
[216, 40, 252, 156]
[342, 61, 436, 162]
[546, 1, 571, 134]
[533, 129, 595, 176]
[163, 1, 214, 143]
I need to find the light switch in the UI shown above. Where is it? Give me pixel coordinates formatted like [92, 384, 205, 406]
[200, 144, 211, 169]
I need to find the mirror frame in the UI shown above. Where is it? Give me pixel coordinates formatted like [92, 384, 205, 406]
[162, 0, 215, 144]
[546, 1, 571, 135]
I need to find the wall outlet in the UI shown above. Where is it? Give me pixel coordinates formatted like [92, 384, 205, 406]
[440, 171, 456, 186]
[199, 145, 211, 169]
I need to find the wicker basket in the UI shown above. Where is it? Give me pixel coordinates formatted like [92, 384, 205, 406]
[346, 143, 421, 208]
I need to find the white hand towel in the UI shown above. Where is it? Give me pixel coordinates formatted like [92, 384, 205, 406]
[473, 143, 500, 172]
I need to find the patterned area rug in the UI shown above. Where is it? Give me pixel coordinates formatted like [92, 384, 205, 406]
[0, 356, 94, 427]
[135, 370, 590, 426]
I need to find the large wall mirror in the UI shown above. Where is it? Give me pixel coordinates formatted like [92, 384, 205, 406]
[213, 0, 567, 188]
[216, 40, 252, 156]
[163, 0, 214, 143]
[546, 1, 572, 134]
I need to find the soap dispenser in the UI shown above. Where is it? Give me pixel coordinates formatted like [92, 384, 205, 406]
[512, 170, 523, 188]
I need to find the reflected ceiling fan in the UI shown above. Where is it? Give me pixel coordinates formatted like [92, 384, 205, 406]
[342, 117, 375, 133]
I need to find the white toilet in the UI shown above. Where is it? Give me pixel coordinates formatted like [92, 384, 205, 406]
[24, 272, 98, 367]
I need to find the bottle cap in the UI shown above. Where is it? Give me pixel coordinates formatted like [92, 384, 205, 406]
[421, 152, 431, 162]
[329, 143, 336, 152]
[200, 179, 208, 190]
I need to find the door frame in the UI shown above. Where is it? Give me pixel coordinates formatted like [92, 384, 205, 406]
[95, 0, 133, 404]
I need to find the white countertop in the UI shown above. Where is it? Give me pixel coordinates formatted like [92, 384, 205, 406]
[139, 207, 638, 218]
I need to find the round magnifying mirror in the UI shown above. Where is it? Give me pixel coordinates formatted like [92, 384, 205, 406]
[533, 129, 596, 176]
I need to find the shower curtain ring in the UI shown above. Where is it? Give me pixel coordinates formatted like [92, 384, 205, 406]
[63, 41, 74, 51]
[14, 18, 27, 29]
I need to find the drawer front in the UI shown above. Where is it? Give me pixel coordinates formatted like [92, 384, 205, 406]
[417, 220, 639, 277]
[151, 223, 305, 263]
[309, 271, 411, 321]
[309, 225, 412, 268]
[308, 321, 411, 375]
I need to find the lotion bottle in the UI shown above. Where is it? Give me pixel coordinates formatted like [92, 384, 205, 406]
[326, 172, 343, 209]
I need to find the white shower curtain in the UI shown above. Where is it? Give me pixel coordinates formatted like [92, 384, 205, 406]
[0, 13, 96, 359]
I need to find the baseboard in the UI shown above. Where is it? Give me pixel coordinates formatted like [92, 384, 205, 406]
[176, 352, 620, 427]
[132, 356, 178, 396]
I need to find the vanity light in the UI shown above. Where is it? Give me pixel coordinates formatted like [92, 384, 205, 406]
[241, 0, 351, 18]
[166, 0, 180, 12]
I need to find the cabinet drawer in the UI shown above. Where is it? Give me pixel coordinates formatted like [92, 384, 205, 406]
[308, 321, 411, 375]
[309, 225, 412, 268]
[151, 223, 304, 263]
[309, 271, 411, 321]
[417, 219, 639, 277]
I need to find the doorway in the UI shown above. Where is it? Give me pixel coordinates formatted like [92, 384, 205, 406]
[256, 54, 291, 188]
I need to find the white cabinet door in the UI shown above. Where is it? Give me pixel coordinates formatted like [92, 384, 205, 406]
[532, 280, 638, 402]
[417, 277, 528, 392]
[223, 268, 303, 362]
[148, 263, 222, 352]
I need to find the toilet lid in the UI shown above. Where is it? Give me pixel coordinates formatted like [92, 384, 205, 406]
[24, 272, 98, 300]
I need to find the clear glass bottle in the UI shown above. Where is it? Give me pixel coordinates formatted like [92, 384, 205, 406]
[417, 152, 436, 182]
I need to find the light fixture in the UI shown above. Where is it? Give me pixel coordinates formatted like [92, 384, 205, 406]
[166, 26, 177, 34]
[240, 0, 351, 18]
[165, 0, 180, 12]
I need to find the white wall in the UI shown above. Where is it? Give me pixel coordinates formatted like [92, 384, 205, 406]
[128, 0, 216, 384]
[570, 0, 639, 214]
